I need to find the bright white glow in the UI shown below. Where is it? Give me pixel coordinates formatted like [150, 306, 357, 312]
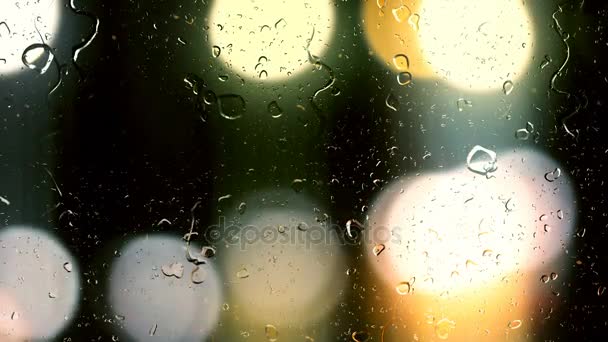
[221, 194, 346, 324]
[367, 149, 575, 296]
[0, 226, 80, 340]
[109, 235, 222, 341]
[0, 0, 61, 75]
[418, 0, 533, 90]
[208, 0, 335, 81]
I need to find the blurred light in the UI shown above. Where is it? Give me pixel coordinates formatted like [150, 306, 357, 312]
[367, 148, 575, 295]
[221, 195, 346, 325]
[208, 0, 335, 81]
[0, 0, 61, 75]
[363, 0, 533, 91]
[0, 226, 80, 340]
[108, 235, 222, 341]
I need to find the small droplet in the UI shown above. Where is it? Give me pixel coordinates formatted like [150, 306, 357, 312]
[149, 323, 158, 336]
[63, 262, 73, 272]
[392, 54, 409, 70]
[465, 259, 479, 270]
[526, 121, 535, 133]
[212, 45, 221, 57]
[346, 267, 357, 275]
[503, 80, 514, 95]
[238, 202, 247, 215]
[544, 168, 561, 182]
[277, 225, 287, 234]
[236, 268, 250, 279]
[161, 262, 184, 278]
[222, 303, 230, 311]
[540, 55, 551, 69]
[515, 128, 529, 140]
[297, 222, 309, 231]
[191, 266, 207, 284]
[482, 249, 493, 257]
[456, 98, 473, 111]
[395, 281, 411, 295]
[505, 198, 516, 211]
[48, 291, 57, 298]
[267, 101, 283, 118]
[508, 319, 522, 330]
[435, 318, 455, 340]
[408, 13, 420, 31]
[11, 311, 19, 320]
[550, 272, 558, 280]
[265, 324, 279, 341]
[373, 244, 385, 256]
[218, 94, 246, 120]
[466, 145, 497, 177]
[385, 92, 399, 112]
[544, 224, 552, 232]
[397, 71, 412, 85]
[557, 209, 564, 220]
[291, 179, 305, 192]
[539, 214, 548, 221]
[351, 330, 369, 342]
[274, 18, 287, 29]
[201, 246, 216, 258]
[346, 219, 364, 238]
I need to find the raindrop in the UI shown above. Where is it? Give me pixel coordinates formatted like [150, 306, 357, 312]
[267, 101, 283, 118]
[544, 168, 561, 182]
[212, 45, 221, 57]
[372, 244, 385, 256]
[466, 145, 498, 177]
[277, 225, 287, 234]
[482, 249, 493, 257]
[218, 94, 246, 120]
[395, 281, 411, 295]
[191, 266, 207, 284]
[201, 246, 216, 258]
[222, 303, 230, 311]
[238, 202, 247, 215]
[346, 219, 364, 238]
[149, 323, 158, 336]
[544, 224, 552, 232]
[297, 222, 309, 231]
[508, 319, 522, 330]
[465, 259, 479, 270]
[505, 198, 516, 211]
[515, 128, 529, 140]
[0, 21, 10, 38]
[456, 98, 473, 111]
[346, 267, 357, 275]
[435, 318, 455, 340]
[274, 18, 287, 29]
[408, 13, 420, 31]
[385, 92, 399, 112]
[22, 43, 55, 74]
[392, 54, 409, 70]
[397, 71, 412, 85]
[48, 291, 57, 299]
[161, 262, 184, 278]
[503, 80, 514, 95]
[541, 274, 550, 283]
[557, 209, 564, 220]
[351, 330, 369, 342]
[540, 55, 551, 70]
[392, 5, 411, 23]
[265, 324, 279, 341]
[550, 272, 558, 280]
[291, 179, 305, 192]
[598, 286, 606, 296]
[218, 74, 229, 82]
[204, 90, 217, 105]
[63, 262, 73, 273]
[526, 121, 535, 133]
[236, 268, 250, 279]
[11, 311, 19, 320]
[259, 70, 268, 79]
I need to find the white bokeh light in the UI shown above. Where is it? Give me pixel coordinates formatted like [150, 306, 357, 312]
[0, 0, 61, 75]
[109, 235, 222, 341]
[418, 0, 533, 90]
[366, 149, 576, 296]
[208, 0, 335, 81]
[0, 226, 80, 341]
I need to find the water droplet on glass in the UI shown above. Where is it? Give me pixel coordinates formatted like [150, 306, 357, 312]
[346, 267, 357, 275]
[274, 18, 287, 29]
[161, 262, 184, 278]
[297, 222, 309, 231]
[63, 262, 73, 273]
[218, 94, 245, 120]
[191, 266, 207, 284]
[346, 219, 363, 239]
[392, 54, 409, 70]
[456, 98, 473, 111]
[385, 92, 399, 112]
[259, 70, 268, 79]
[277, 225, 287, 234]
[0, 21, 10, 38]
[22, 43, 55, 74]
[408, 13, 420, 31]
[351, 330, 369, 342]
[238, 202, 247, 215]
[291, 179, 305, 192]
[212, 45, 221, 57]
[149, 323, 158, 336]
[557, 209, 564, 220]
[503, 80, 514, 95]
[397, 71, 412, 85]
[540, 55, 551, 69]
[544, 224, 552, 232]
[203, 90, 217, 105]
[505, 198, 516, 211]
[395, 281, 411, 295]
[236, 268, 250, 279]
[598, 286, 606, 296]
[544, 168, 561, 182]
[267, 101, 283, 118]
[218, 74, 229, 82]
[526, 121, 535, 133]
[48, 291, 57, 299]
[435, 318, 455, 340]
[466, 145, 497, 177]
[482, 249, 493, 257]
[392, 5, 411, 23]
[508, 319, 522, 330]
[541, 274, 550, 283]
[265, 324, 279, 341]
[465, 259, 479, 270]
[11, 311, 19, 320]
[515, 128, 529, 140]
[222, 303, 230, 311]
[201, 246, 216, 258]
[550, 272, 558, 280]
[373, 244, 385, 256]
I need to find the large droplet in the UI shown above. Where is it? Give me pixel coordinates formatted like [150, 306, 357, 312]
[22, 43, 55, 74]
[408, 13, 420, 31]
[346, 219, 364, 239]
[466, 145, 497, 177]
[392, 54, 409, 70]
[218, 94, 246, 120]
[191, 266, 207, 284]
[63, 262, 73, 273]
[212, 45, 221, 57]
[435, 318, 455, 340]
[161, 262, 184, 278]
[515, 128, 529, 140]
[291, 179, 305, 192]
[267, 101, 283, 118]
[395, 281, 411, 295]
[265, 324, 279, 341]
[397, 71, 412, 85]
[503, 80, 514, 95]
[392, 5, 411, 23]
[540, 274, 550, 283]
[544, 168, 561, 182]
